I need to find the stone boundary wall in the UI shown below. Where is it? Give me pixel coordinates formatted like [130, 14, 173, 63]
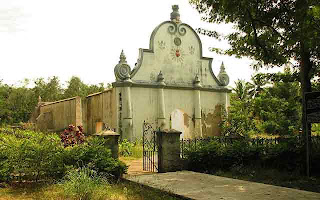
[85, 88, 117, 135]
[36, 96, 82, 132]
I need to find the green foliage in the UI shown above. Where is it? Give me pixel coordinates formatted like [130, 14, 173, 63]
[184, 137, 311, 174]
[220, 93, 256, 137]
[119, 139, 143, 158]
[0, 76, 109, 125]
[60, 167, 109, 200]
[311, 124, 320, 135]
[0, 128, 127, 183]
[221, 70, 302, 136]
[63, 76, 107, 99]
[119, 139, 134, 157]
[0, 80, 36, 124]
[32, 76, 64, 102]
[0, 127, 66, 182]
[191, 0, 320, 140]
[190, 0, 319, 70]
[64, 137, 127, 179]
[253, 81, 301, 135]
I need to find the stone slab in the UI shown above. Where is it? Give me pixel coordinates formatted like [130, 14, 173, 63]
[125, 171, 320, 200]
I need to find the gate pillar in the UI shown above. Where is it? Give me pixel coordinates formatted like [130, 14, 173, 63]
[94, 130, 120, 159]
[157, 129, 182, 173]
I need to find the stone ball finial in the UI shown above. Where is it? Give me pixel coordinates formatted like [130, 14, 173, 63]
[170, 5, 181, 23]
[114, 50, 131, 81]
[218, 62, 230, 86]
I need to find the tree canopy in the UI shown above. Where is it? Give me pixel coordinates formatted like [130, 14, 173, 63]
[190, 0, 320, 145]
[221, 70, 302, 137]
[191, 0, 319, 86]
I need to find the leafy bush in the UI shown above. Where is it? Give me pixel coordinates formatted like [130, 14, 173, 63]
[60, 167, 109, 200]
[184, 137, 310, 174]
[65, 137, 127, 179]
[0, 127, 127, 183]
[119, 139, 143, 158]
[119, 139, 134, 157]
[0, 127, 66, 182]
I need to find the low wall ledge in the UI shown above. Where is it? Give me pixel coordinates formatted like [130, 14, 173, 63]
[40, 96, 79, 107]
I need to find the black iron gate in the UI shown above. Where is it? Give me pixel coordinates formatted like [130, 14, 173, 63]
[143, 121, 159, 172]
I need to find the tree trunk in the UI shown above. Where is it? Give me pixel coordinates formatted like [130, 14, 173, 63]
[300, 42, 312, 176]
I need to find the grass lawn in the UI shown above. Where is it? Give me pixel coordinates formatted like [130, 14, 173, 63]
[0, 180, 184, 200]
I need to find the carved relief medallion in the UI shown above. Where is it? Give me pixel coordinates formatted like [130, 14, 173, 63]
[174, 37, 181, 46]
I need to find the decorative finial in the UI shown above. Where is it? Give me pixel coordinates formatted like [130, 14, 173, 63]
[158, 71, 164, 81]
[114, 50, 131, 81]
[194, 74, 202, 88]
[218, 62, 230, 86]
[119, 50, 127, 63]
[157, 71, 166, 86]
[220, 62, 226, 72]
[170, 5, 181, 23]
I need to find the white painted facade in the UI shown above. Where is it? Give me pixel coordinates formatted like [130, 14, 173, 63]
[113, 5, 231, 140]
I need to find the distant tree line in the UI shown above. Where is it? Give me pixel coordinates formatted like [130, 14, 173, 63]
[0, 76, 110, 125]
[221, 68, 320, 136]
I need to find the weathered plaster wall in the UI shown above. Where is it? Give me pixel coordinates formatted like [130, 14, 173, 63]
[85, 89, 117, 135]
[164, 89, 194, 138]
[116, 87, 158, 140]
[119, 86, 228, 140]
[37, 96, 82, 132]
[200, 91, 229, 137]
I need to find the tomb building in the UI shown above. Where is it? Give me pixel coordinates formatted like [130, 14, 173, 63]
[32, 5, 231, 140]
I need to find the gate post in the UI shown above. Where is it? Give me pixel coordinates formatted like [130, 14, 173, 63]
[157, 129, 182, 173]
[94, 130, 120, 159]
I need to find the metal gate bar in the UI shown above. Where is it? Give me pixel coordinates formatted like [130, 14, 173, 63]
[143, 121, 159, 172]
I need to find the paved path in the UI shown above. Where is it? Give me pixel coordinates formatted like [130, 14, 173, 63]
[125, 171, 320, 200]
[120, 158, 156, 175]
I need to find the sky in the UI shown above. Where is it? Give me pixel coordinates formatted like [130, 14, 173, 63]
[0, 0, 281, 88]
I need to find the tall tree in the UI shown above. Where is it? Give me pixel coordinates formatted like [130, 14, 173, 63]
[32, 76, 63, 102]
[190, 0, 319, 174]
[63, 76, 106, 99]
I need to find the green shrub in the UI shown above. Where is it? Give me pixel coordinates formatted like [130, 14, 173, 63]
[65, 137, 127, 179]
[184, 137, 309, 174]
[0, 127, 127, 182]
[119, 139, 134, 157]
[119, 139, 143, 158]
[0, 128, 66, 182]
[60, 167, 109, 200]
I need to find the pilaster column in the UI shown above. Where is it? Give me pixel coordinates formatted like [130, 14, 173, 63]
[194, 75, 202, 138]
[122, 76, 133, 140]
[114, 50, 134, 141]
[157, 71, 166, 130]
